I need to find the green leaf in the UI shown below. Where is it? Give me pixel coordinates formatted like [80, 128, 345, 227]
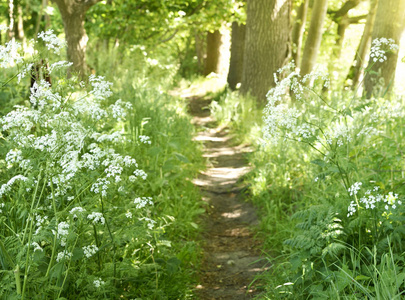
[173, 152, 190, 163]
[354, 275, 370, 281]
[311, 159, 326, 167]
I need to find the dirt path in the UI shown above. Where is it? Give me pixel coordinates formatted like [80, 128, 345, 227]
[187, 96, 265, 299]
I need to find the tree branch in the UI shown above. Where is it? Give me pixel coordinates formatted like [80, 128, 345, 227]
[328, 0, 365, 21]
[348, 14, 367, 24]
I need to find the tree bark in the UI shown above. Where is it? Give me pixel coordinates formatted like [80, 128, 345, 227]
[292, 0, 309, 67]
[195, 31, 206, 73]
[227, 22, 246, 90]
[8, 0, 15, 41]
[300, 0, 329, 76]
[241, 0, 291, 101]
[363, 0, 405, 97]
[204, 28, 230, 79]
[15, 3, 24, 41]
[53, 0, 100, 76]
[347, 0, 378, 89]
[204, 30, 222, 76]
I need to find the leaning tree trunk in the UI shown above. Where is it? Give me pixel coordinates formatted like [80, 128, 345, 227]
[227, 22, 246, 90]
[300, 0, 329, 76]
[291, 0, 309, 67]
[364, 0, 405, 97]
[347, 0, 378, 89]
[53, 0, 100, 76]
[241, 0, 291, 102]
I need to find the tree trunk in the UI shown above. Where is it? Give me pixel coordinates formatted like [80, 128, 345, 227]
[227, 22, 246, 90]
[53, 0, 100, 76]
[204, 30, 222, 76]
[241, 0, 291, 101]
[334, 16, 349, 59]
[291, 0, 309, 67]
[204, 28, 230, 79]
[14, 3, 24, 41]
[347, 0, 378, 89]
[8, 0, 15, 41]
[195, 31, 206, 73]
[300, 0, 329, 75]
[364, 0, 405, 97]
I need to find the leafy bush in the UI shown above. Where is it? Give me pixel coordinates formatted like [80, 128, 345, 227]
[0, 29, 202, 299]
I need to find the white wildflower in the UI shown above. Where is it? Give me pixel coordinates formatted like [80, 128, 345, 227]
[348, 182, 362, 196]
[83, 244, 98, 258]
[32, 242, 43, 252]
[369, 38, 399, 63]
[49, 61, 73, 73]
[38, 30, 65, 53]
[0, 175, 28, 198]
[17, 63, 34, 83]
[110, 99, 132, 121]
[69, 206, 86, 218]
[87, 212, 105, 225]
[0, 39, 23, 68]
[133, 169, 147, 180]
[140, 217, 156, 230]
[125, 211, 132, 219]
[57, 221, 69, 247]
[133, 197, 153, 209]
[139, 135, 151, 144]
[56, 250, 72, 262]
[93, 278, 105, 288]
[88, 75, 113, 100]
[347, 201, 357, 217]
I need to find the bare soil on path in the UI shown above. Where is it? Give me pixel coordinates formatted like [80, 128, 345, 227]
[187, 96, 266, 299]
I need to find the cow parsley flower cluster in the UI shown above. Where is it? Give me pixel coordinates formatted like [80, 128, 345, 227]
[134, 197, 153, 209]
[69, 206, 86, 218]
[263, 64, 332, 145]
[31, 242, 43, 252]
[38, 30, 65, 53]
[348, 182, 362, 196]
[93, 278, 106, 288]
[139, 135, 151, 144]
[347, 183, 402, 217]
[369, 38, 399, 63]
[0, 175, 28, 198]
[89, 75, 113, 100]
[0, 31, 159, 293]
[0, 39, 23, 68]
[17, 63, 34, 83]
[83, 244, 99, 258]
[56, 250, 72, 262]
[87, 212, 105, 225]
[57, 221, 70, 247]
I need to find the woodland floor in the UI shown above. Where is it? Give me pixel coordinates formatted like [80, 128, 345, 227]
[186, 95, 266, 299]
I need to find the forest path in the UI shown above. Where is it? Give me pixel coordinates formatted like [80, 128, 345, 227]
[187, 95, 265, 299]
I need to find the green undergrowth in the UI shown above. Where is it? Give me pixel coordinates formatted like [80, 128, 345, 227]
[0, 37, 205, 299]
[210, 71, 405, 299]
[116, 81, 206, 298]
